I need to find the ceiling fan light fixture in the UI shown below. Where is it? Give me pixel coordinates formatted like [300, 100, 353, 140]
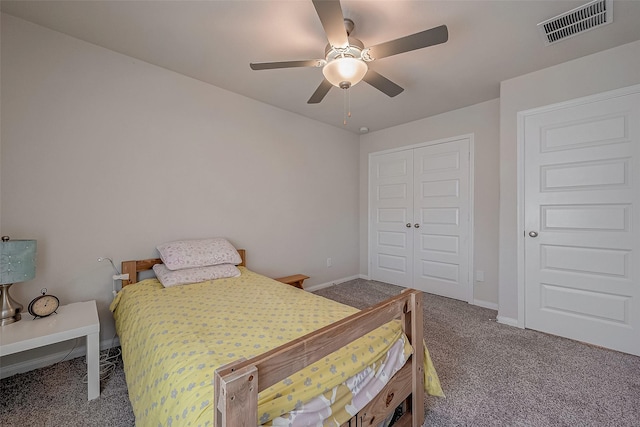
[250, 1, 449, 109]
[322, 57, 368, 88]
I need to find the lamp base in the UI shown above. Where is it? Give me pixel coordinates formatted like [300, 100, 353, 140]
[0, 283, 23, 326]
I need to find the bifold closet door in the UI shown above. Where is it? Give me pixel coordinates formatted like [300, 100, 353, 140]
[370, 137, 471, 301]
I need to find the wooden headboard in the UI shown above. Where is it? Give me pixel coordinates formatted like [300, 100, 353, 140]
[121, 249, 246, 287]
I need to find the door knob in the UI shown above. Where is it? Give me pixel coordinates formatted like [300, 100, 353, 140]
[414, 223, 420, 228]
[406, 223, 412, 228]
[529, 231, 538, 238]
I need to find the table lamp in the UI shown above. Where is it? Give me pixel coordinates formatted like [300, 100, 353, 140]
[0, 236, 37, 326]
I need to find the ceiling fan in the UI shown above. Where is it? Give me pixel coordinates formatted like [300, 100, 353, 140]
[250, 0, 448, 104]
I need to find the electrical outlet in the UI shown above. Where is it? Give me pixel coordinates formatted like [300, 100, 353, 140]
[326, 258, 332, 267]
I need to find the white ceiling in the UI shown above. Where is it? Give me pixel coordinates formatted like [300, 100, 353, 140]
[3, 0, 640, 133]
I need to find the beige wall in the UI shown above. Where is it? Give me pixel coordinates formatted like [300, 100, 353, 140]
[498, 40, 640, 323]
[359, 99, 500, 306]
[0, 14, 359, 365]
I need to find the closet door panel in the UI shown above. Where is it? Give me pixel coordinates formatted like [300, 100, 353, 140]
[369, 150, 414, 287]
[413, 139, 471, 300]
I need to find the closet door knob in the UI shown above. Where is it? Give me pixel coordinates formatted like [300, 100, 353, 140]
[406, 223, 412, 228]
[414, 223, 420, 228]
[529, 231, 538, 238]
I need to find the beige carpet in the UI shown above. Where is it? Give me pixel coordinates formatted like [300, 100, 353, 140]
[1, 278, 639, 426]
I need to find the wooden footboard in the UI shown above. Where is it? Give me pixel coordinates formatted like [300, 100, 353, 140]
[214, 288, 425, 427]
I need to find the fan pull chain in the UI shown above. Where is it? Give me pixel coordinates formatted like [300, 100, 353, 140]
[343, 87, 352, 125]
[343, 88, 347, 125]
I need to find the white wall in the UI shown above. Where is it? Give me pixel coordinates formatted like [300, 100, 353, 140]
[498, 40, 640, 323]
[0, 14, 360, 367]
[359, 99, 500, 307]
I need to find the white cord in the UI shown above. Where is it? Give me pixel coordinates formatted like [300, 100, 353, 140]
[83, 334, 121, 383]
[82, 347, 121, 383]
[97, 257, 120, 276]
[56, 335, 121, 383]
[59, 337, 79, 363]
[99, 257, 121, 298]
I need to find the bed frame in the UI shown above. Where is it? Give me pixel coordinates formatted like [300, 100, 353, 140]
[121, 250, 425, 427]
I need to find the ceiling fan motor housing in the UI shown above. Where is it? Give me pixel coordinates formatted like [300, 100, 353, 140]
[324, 37, 365, 60]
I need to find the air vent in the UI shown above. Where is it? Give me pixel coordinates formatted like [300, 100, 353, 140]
[537, 0, 613, 45]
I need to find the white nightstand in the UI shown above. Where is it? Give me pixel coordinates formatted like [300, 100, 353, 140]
[0, 300, 100, 400]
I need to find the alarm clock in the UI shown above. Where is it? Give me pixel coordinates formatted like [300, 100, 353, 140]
[28, 288, 60, 319]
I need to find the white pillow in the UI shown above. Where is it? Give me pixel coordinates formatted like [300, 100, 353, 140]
[152, 263, 241, 287]
[157, 237, 242, 271]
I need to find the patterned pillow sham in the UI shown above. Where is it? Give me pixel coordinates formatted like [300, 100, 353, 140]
[152, 263, 241, 287]
[157, 237, 242, 271]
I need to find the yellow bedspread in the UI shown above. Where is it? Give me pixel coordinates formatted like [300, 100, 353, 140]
[111, 267, 442, 426]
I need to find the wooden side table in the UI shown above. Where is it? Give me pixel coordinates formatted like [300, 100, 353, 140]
[0, 300, 100, 400]
[274, 274, 309, 290]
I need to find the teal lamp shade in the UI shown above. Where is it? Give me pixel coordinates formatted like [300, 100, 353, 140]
[0, 237, 36, 325]
[0, 239, 37, 285]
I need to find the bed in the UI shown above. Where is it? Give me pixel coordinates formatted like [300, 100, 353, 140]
[111, 247, 442, 426]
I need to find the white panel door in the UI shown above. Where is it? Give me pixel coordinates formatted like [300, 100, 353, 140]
[524, 90, 640, 356]
[413, 140, 471, 300]
[369, 150, 414, 287]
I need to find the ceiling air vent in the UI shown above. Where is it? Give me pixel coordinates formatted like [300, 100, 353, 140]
[537, 0, 613, 45]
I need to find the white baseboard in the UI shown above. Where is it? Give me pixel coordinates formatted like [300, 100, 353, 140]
[359, 274, 370, 280]
[496, 315, 520, 328]
[305, 274, 361, 292]
[0, 336, 120, 379]
[472, 299, 498, 310]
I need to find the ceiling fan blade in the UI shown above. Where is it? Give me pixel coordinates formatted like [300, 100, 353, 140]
[312, 0, 349, 48]
[363, 70, 404, 97]
[307, 79, 333, 104]
[366, 25, 448, 61]
[250, 59, 325, 70]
